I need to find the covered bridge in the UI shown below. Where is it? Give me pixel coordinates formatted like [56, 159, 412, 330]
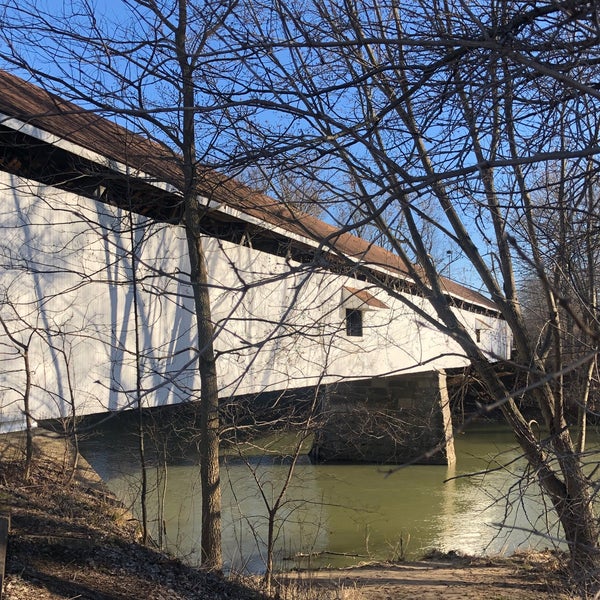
[0, 70, 509, 463]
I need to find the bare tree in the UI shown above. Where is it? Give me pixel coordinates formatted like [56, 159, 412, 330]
[0, 4, 336, 571]
[0, 0, 239, 569]
[519, 162, 600, 454]
[202, 0, 600, 591]
[0, 300, 35, 479]
[5, 0, 600, 591]
[221, 383, 324, 591]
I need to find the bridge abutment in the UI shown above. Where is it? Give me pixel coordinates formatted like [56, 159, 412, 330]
[310, 371, 456, 465]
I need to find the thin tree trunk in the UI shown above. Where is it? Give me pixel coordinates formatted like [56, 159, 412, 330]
[185, 225, 223, 570]
[60, 347, 80, 485]
[177, 0, 222, 570]
[23, 348, 32, 481]
[127, 183, 148, 545]
[576, 359, 595, 454]
[0, 316, 34, 480]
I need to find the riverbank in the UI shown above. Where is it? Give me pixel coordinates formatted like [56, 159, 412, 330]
[0, 430, 572, 599]
[1, 430, 269, 600]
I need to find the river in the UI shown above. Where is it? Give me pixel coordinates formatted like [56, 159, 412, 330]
[79, 419, 566, 573]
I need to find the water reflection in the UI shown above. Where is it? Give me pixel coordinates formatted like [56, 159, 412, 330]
[79, 422, 572, 573]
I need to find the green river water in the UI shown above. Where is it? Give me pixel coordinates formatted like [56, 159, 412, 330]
[79, 420, 577, 574]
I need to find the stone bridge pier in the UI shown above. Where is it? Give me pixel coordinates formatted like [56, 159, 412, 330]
[310, 371, 455, 465]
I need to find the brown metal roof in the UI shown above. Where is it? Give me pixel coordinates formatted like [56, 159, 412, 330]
[343, 286, 389, 309]
[0, 69, 498, 313]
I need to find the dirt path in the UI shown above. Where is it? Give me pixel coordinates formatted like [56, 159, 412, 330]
[282, 553, 571, 599]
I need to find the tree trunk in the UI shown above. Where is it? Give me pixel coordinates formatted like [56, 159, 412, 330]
[576, 359, 595, 454]
[23, 348, 32, 481]
[186, 225, 223, 571]
[177, 0, 222, 569]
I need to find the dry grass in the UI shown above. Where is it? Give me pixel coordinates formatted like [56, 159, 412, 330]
[237, 571, 365, 600]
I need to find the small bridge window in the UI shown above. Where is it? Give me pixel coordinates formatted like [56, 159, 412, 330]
[474, 318, 491, 344]
[346, 309, 363, 337]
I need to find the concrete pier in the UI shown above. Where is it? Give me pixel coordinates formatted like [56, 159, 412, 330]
[310, 371, 456, 465]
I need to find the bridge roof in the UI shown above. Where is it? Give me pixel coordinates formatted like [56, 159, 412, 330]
[0, 69, 498, 314]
